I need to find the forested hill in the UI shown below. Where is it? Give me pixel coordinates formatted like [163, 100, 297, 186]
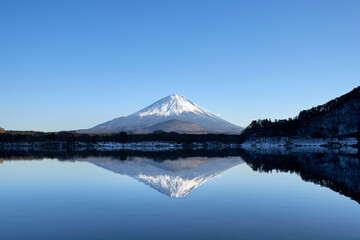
[240, 86, 360, 140]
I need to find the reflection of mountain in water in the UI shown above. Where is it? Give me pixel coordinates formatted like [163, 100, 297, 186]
[2, 147, 359, 203]
[80, 157, 243, 197]
[241, 149, 360, 204]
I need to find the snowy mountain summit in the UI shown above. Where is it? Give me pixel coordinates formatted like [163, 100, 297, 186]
[80, 94, 243, 134]
[136, 94, 212, 117]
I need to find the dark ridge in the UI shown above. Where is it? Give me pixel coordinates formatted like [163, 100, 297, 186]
[240, 86, 360, 141]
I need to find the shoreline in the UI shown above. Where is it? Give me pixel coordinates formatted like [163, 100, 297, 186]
[0, 137, 358, 153]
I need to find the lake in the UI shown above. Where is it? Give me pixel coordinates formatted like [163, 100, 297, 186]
[0, 149, 359, 240]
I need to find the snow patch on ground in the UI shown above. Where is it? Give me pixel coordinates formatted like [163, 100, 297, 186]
[0, 141, 242, 152]
[241, 137, 358, 154]
[94, 142, 183, 151]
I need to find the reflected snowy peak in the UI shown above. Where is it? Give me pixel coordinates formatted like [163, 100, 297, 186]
[80, 157, 243, 197]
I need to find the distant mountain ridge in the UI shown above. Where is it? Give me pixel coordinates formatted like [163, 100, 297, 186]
[79, 94, 243, 134]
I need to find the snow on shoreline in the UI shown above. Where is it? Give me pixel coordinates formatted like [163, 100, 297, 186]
[241, 137, 359, 154]
[0, 141, 242, 152]
[241, 137, 358, 147]
[0, 137, 358, 152]
[94, 142, 183, 151]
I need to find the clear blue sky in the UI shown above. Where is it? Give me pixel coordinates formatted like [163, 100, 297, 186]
[1, 0, 359, 131]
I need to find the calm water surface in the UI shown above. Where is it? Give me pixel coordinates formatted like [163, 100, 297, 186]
[0, 153, 359, 240]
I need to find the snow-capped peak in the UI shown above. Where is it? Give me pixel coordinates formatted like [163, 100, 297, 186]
[133, 94, 214, 118]
[87, 94, 243, 133]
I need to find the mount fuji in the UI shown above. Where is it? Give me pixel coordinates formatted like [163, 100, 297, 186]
[80, 94, 243, 134]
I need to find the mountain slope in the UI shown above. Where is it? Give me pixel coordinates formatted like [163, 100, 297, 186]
[142, 119, 209, 133]
[296, 86, 360, 137]
[81, 94, 243, 133]
[241, 86, 360, 139]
